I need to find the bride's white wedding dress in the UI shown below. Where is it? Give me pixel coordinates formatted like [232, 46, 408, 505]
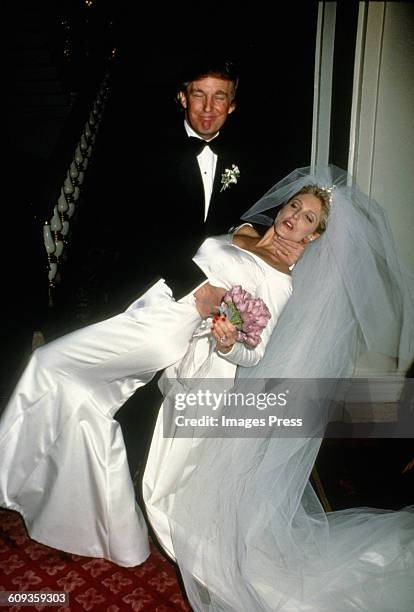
[143, 165, 414, 611]
[0, 234, 291, 567]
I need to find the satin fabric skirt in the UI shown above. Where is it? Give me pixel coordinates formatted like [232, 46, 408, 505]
[0, 280, 201, 566]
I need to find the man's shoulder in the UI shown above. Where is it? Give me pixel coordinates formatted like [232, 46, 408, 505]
[155, 121, 187, 147]
[144, 122, 195, 167]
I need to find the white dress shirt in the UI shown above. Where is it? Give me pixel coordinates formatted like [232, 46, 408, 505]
[184, 121, 218, 221]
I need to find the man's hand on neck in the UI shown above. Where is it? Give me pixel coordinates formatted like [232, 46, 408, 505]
[272, 233, 307, 268]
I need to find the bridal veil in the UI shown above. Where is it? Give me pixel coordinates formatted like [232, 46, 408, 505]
[160, 165, 414, 611]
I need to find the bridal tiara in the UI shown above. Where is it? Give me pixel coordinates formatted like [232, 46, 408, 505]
[320, 184, 335, 204]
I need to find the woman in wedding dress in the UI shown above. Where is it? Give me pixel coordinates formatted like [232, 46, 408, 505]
[143, 165, 414, 611]
[0, 181, 328, 567]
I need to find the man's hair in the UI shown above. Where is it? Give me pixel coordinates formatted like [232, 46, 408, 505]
[178, 57, 239, 99]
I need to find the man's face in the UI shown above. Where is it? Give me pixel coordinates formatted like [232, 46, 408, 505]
[178, 76, 236, 139]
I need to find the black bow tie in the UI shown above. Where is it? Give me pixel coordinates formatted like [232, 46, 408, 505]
[187, 136, 221, 156]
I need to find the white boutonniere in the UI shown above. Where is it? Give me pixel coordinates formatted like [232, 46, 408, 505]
[220, 164, 240, 192]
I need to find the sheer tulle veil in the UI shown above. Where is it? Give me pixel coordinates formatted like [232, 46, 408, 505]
[166, 165, 414, 611]
[239, 164, 414, 378]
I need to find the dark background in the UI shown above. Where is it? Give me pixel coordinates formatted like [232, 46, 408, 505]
[108, 1, 318, 172]
[3, 1, 320, 339]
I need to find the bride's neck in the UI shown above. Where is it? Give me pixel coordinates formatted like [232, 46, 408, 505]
[256, 225, 276, 248]
[233, 226, 288, 271]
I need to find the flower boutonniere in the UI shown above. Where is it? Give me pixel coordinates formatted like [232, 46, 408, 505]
[220, 164, 240, 192]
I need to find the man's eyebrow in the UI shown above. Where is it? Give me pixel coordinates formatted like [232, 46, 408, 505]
[190, 86, 229, 96]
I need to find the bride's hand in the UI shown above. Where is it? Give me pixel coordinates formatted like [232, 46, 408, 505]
[211, 315, 237, 353]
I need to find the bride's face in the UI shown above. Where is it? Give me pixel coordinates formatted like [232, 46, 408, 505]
[274, 194, 322, 243]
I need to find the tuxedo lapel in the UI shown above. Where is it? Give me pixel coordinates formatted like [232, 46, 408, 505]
[162, 128, 206, 229]
[176, 154, 205, 227]
[206, 146, 242, 233]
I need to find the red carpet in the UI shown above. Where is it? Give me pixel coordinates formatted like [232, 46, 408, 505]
[0, 509, 191, 611]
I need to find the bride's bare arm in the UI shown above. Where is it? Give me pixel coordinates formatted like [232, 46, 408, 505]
[233, 224, 260, 238]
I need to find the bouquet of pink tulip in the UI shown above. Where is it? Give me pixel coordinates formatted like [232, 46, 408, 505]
[219, 285, 271, 348]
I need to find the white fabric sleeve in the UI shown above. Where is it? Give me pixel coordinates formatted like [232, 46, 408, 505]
[218, 274, 292, 367]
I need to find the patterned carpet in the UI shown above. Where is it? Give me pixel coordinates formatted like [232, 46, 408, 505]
[0, 509, 191, 612]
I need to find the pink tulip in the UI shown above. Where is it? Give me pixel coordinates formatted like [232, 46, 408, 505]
[220, 286, 271, 348]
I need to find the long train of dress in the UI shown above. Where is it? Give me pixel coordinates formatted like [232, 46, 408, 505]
[144, 400, 414, 611]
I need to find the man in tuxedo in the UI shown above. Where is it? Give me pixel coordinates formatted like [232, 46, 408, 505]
[114, 56, 305, 476]
[116, 56, 302, 315]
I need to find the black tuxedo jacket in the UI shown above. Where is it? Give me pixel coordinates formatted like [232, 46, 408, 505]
[116, 121, 273, 304]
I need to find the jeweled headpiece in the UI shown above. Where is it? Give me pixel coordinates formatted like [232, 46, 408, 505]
[320, 184, 335, 204]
